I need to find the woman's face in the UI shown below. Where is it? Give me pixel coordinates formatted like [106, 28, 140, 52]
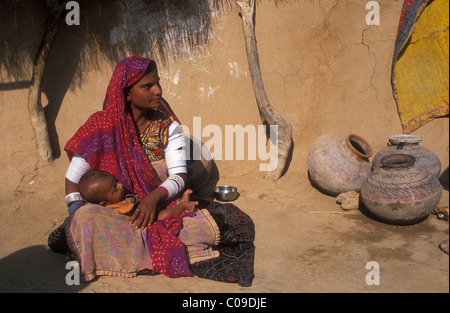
[127, 69, 162, 113]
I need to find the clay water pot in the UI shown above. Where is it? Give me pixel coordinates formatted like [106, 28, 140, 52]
[307, 134, 373, 196]
[361, 154, 442, 225]
[372, 134, 441, 177]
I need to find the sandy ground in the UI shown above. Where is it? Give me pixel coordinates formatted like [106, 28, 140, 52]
[0, 156, 448, 293]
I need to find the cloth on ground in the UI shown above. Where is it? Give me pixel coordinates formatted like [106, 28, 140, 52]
[189, 201, 256, 287]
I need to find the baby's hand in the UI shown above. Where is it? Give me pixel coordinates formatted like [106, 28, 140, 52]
[158, 197, 198, 220]
[177, 189, 193, 204]
[180, 200, 198, 213]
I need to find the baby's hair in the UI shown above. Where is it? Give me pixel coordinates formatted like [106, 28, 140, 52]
[78, 170, 114, 204]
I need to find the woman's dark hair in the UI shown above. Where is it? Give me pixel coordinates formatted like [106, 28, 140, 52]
[143, 60, 157, 76]
[124, 60, 157, 100]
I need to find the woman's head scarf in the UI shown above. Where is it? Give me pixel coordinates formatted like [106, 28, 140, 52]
[65, 56, 179, 199]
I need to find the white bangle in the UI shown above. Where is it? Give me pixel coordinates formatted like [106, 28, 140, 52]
[65, 192, 84, 206]
[159, 175, 185, 199]
[65, 154, 91, 184]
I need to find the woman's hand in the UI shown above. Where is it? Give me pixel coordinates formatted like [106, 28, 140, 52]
[129, 187, 167, 229]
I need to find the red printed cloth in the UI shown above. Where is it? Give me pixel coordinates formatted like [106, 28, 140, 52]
[64, 56, 179, 200]
[146, 203, 194, 278]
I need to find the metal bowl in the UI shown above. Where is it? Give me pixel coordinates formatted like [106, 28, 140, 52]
[214, 185, 238, 201]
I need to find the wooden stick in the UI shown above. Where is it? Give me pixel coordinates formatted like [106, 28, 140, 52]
[236, 0, 293, 180]
[27, 1, 66, 163]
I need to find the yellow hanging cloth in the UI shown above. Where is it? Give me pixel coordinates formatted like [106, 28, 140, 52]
[392, 0, 449, 134]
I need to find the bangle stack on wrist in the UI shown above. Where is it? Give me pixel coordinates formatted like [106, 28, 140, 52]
[159, 175, 185, 199]
[65, 192, 84, 206]
[65, 192, 85, 215]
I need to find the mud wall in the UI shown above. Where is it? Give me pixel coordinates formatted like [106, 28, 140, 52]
[1, 0, 448, 200]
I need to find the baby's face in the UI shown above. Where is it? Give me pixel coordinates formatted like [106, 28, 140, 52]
[97, 175, 126, 204]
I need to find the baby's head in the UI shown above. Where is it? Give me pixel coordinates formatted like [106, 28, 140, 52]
[79, 170, 125, 205]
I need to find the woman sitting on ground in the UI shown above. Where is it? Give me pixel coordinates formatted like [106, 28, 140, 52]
[48, 56, 255, 287]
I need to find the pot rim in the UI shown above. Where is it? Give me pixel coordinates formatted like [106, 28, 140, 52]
[388, 134, 423, 145]
[346, 134, 373, 159]
[381, 154, 416, 168]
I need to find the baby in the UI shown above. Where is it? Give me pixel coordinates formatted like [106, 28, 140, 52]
[78, 170, 197, 220]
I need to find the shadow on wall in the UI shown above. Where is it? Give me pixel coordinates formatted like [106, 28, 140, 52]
[0, 245, 85, 293]
[0, 0, 232, 159]
[186, 135, 220, 200]
[439, 167, 449, 191]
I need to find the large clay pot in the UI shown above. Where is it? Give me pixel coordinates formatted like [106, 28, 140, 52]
[372, 134, 441, 177]
[361, 154, 442, 225]
[307, 134, 373, 196]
